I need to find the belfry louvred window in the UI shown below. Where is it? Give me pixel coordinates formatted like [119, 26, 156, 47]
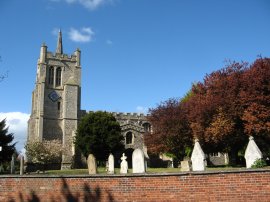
[56, 67, 61, 86]
[48, 67, 54, 85]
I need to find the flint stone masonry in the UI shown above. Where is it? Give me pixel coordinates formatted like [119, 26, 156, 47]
[245, 136, 263, 168]
[132, 148, 145, 173]
[191, 139, 206, 171]
[114, 112, 150, 151]
[1, 170, 270, 202]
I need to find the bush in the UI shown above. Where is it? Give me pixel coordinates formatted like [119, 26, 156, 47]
[251, 159, 267, 168]
[25, 139, 65, 165]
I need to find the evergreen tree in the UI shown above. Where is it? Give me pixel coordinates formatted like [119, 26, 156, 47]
[0, 119, 16, 163]
[75, 111, 124, 161]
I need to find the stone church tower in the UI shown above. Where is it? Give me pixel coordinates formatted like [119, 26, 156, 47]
[27, 30, 81, 169]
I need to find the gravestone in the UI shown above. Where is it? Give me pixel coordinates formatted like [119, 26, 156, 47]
[132, 148, 145, 173]
[244, 136, 263, 168]
[180, 160, 191, 172]
[191, 139, 206, 171]
[20, 156, 24, 175]
[87, 154, 97, 174]
[10, 154, 15, 174]
[143, 146, 149, 171]
[120, 153, 128, 174]
[108, 153, 114, 174]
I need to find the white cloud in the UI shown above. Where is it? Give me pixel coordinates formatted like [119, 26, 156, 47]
[136, 106, 148, 114]
[106, 39, 113, 45]
[64, 0, 110, 10]
[0, 112, 30, 153]
[68, 27, 94, 42]
[82, 27, 93, 34]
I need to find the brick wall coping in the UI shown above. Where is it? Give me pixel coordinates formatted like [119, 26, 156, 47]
[1, 168, 269, 178]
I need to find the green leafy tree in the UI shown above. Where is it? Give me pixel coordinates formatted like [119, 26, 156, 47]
[0, 119, 16, 164]
[75, 111, 124, 161]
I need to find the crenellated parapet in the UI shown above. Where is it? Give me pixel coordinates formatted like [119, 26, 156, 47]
[46, 52, 78, 61]
[81, 110, 151, 132]
[85, 111, 148, 119]
[112, 112, 148, 120]
[112, 112, 148, 117]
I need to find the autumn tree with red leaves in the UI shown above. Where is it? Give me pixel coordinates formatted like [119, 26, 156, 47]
[144, 99, 193, 161]
[184, 62, 248, 163]
[146, 58, 270, 165]
[241, 58, 270, 156]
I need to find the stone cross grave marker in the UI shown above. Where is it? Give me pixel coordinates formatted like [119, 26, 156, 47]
[191, 139, 206, 171]
[132, 148, 145, 173]
[87, 154, 97, 174]
[108, 153, 114, 174]
[244, 136, 263, 168]
[120, 153, 128, 174]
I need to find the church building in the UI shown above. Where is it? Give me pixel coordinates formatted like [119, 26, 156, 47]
[27, 31, 150, 169]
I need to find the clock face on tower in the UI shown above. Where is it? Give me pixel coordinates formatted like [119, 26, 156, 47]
[48, 90, 61, 102]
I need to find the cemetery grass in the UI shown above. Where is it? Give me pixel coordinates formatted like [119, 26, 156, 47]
[43, 166, 270, 175]
[46, 167, 179, 175]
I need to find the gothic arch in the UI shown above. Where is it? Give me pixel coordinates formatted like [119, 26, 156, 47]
[142, 122, 151, 133]
[126, 131, 133, 145]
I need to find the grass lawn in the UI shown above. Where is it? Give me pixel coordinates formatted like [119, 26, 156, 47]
[46, 167, 180, 175]
[43, 166, 270, 175]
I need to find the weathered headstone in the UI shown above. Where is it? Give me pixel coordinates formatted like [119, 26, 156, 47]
[108, 153, 114, 174]
[132, 148, 145, 173]
[120, 153, 128, 174]
[87, 154, 97, 174]
[191, 139, 206, 171]
[244, 136, 263, 168]
[143, 146, 149, 171]
[20, 156, 24, 175]
[180, 160, 191, 172]
[10, 154, 15, 174]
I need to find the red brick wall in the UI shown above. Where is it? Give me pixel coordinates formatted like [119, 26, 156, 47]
[1, 170, 270, 202]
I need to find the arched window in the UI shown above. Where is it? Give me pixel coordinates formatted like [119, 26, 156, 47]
[48, 67, 54, 85]
[143, 123, 151, 132]
[126, 132, 133, 145]
[56, 67, 62, 86]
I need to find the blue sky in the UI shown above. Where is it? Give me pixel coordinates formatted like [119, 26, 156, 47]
[0, 0, 270, 151]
